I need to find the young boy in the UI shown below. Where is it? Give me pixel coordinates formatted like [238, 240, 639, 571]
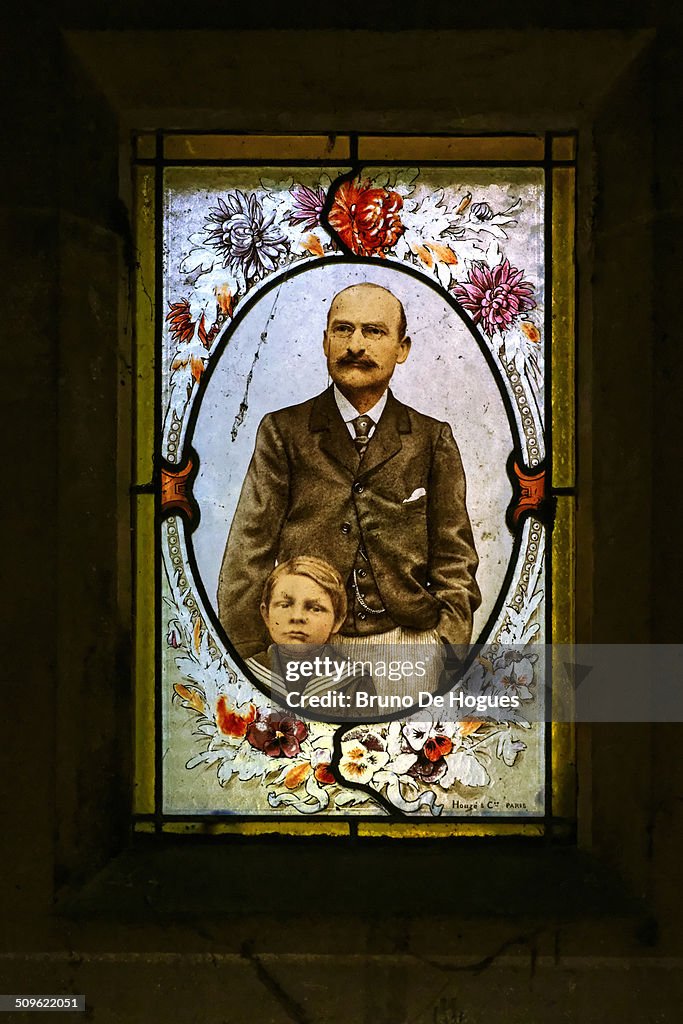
[246, 556, 374, 708]
[258, 556, 347, 650]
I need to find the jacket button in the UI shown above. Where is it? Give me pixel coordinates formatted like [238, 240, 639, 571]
[358, 612, 367, 621]
[353, 482, 364, 494]
[341, 522, 351, 535]
[357, 568, 367, 579]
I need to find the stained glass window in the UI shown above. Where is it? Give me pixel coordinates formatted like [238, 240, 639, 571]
[133, 133, 575, 837]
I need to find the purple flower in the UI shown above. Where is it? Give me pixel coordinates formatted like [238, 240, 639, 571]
[205, 191, 288, 282]
[246, 712, 308, 758]
[453, 258, 536, 338]
[289, 183, 327, 230]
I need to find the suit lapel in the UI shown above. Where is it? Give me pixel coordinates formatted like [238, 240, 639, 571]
[359, 390, 411, 477]
[309, 387, 412, 477]
[310, 387, 358, 476]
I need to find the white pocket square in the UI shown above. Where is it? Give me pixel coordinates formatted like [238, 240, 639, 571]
[403, 487, 426, 504]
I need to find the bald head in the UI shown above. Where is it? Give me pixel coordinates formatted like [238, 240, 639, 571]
[327, 284, 408, 341]
[322, 282, 412, 413]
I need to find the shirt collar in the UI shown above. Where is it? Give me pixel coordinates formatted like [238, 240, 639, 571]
[333, 384, 388, 425]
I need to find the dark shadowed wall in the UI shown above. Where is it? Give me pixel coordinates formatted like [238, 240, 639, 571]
[2, 2, 682, 1021]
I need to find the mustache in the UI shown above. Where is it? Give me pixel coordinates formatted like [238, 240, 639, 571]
[335, 354, 378, 369]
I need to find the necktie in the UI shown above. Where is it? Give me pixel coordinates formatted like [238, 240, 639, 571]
[352, 414, 374, 458]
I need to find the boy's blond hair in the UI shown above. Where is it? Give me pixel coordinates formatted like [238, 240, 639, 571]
[260, 556, 347, 627]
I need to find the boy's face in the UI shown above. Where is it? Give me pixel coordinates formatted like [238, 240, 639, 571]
[261, 573, 341, 646]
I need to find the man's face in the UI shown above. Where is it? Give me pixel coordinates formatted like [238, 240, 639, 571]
[260, 573, 340, 647]
[323, 285, 411, 397]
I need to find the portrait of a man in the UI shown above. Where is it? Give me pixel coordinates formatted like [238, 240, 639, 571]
[216, 281, 481, 663]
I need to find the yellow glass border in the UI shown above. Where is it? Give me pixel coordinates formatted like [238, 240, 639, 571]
[551, 497, 576, 822]
[551, 166, 576, 488]
[357, 823, 545, 838]
[134, 168, 156, 486]
[132, 165, 156, 816]
[551, 135, 576, 162]
[154, 821, 350, 836]
[550, 158, 577, 824]
[358, 135, 545, 162]
[133, 495, 155, 815]
[134, 821, 156, 833]
[135, 133, 157, 160]
[164, 134, 351, 161]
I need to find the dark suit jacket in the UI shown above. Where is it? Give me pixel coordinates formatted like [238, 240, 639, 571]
[217, 387, 481, 657]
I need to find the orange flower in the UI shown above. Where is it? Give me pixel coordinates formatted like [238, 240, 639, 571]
[423, 734, 453, 762]
[328, 179, 404, 256]
[216, 696, 256, 738]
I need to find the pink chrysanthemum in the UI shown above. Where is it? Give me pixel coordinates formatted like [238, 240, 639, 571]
[289, 183, 327, 230]
[453, 259, 536, 337]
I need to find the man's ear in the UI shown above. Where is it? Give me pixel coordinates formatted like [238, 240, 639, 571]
[322, 330, 330, 359]
[396, 335, 411, 364]
[259, 602, 269, 627]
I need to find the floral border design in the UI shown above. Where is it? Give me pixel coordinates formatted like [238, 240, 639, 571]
[162, 168, 544, 465]
[160, 166, 546, 817]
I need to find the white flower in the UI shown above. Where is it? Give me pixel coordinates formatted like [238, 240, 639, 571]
[339, 740, 389, 785]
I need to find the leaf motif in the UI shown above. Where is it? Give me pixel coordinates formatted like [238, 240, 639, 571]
[173, 682, 205, 713]
[192, 617, 202, 654]
[458, 720, 484, 737]
[394, 234, 410, 260]
[166, 298, 195, 343]
[371, 170, 390, 188]
[435, 259, 452, 290]
[456, 191, 472, 215]
[334, 790, 372, 807]
[425, 241, 458, 265]
[186, 749, 224, 770]
[197, 311, 210, 349]
[521, 320, 541, 343]
[217, 759, 237, 785]
[409, 240, 434, 267]
[214, 284, 236, 317]
[485, 239, 503, 266]
[190, 355, 205, 383]
[284, 762, 312, 790]
[301, 233, 324, 258]
[391, 167, 420, 196]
